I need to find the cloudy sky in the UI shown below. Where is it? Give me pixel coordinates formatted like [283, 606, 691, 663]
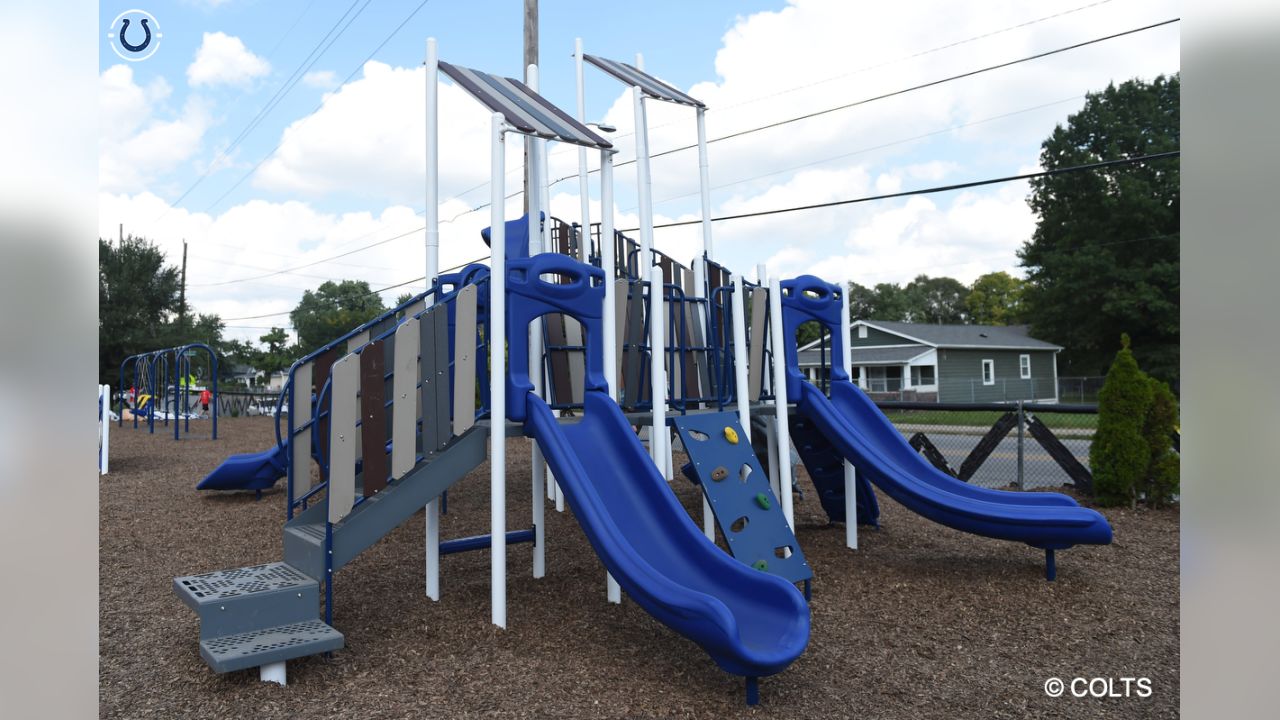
[99, 0, 1180, 343]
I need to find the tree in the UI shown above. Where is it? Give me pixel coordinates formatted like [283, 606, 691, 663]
[1019, 74, 1180, 381]
[1089, 334, 1152, 507]
[394, 292, 414, 307]
[247, 326, 295, 379]
[846, 282, 877, 320]
[290, 280, 387, 352]
[1142, 376, 1180, 508]
[903, 274, 968, 324]
[99, 235, 181, 385]
[965, 271, 1026, 325]
[867, 282, 912, 321]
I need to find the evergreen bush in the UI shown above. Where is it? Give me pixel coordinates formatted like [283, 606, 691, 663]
[1089, 334, 1152, 506]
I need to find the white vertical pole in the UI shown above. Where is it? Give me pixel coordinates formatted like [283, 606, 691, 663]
[696, 107, 713, 261]
[731, 276, 751, 441]
[423, 37, 441, 602]
[601, 148, 622, 605]
[527, 64, 547, 580]
[650, 265, 667, 474]
[99, 385, 110, 474]
[840, 283, 858, 550]
[574, 38, 590, 263]
[489, 113, 508, 629]
[692, 256, 714, 541]
[425, 38, 440, 289]
[632, 85, 654, 274]
[259, 662, 286, 686]
[757, 263, 779, 498]
[768, 277, 794, 531]
[756, 263, 767, 286]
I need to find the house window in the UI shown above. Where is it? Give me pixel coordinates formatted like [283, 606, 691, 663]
[910, 365, 936, 386]
[982, 359, 995, 386]
[1019, 354, 1031, 379]
[857, 325, 868, 339]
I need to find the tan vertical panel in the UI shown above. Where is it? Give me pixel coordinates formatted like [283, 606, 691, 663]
[391, 316, 421, 479]
[452, 285, 478, 435]
[347, 330, 370, 353]
[749, 287, 769, 402]
[327, 353, 359, 524]
[290, 362, 313, 503]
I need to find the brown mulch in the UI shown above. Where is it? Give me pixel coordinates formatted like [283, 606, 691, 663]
[101, 416, 1178, 719]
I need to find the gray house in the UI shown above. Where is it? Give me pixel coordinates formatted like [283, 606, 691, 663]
[797, 320, 1061, 403]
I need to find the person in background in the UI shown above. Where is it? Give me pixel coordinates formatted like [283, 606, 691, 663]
[199, 388, 212, 417]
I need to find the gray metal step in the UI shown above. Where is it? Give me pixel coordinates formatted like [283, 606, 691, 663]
[200, 619, 344, 673]
[282, 523, 326, 580]
[174, 562, 319, 640]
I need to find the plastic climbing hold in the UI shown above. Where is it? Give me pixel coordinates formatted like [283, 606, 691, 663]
[723, 426, 739, 445]
[711, 466, 729, 482]
[755, 492, 772, 510]
[752, 559, 769, 571]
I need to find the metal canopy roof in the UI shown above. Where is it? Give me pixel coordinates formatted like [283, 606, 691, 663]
[439, 61, 613, 149]
[583, 54, 704, 108]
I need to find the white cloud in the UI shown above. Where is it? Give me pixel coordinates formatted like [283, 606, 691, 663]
[186, 32, 270, 88]
[99, 65, 211, 193]
[254, 61, 495, 206]
[302, 70, 338, 90]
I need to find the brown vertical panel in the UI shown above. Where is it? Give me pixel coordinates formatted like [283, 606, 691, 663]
[360, 341, 388, 497]
[432, 306, 451, 450]
[312, 346, 341, 461]
[420, 307, 441, 455]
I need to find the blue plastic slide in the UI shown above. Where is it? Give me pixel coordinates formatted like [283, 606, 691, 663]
[506, 252, 809, 684]
[777, 276, 1111, 566]
[197, 445, 287, 491]
[527, 390, 810, 678]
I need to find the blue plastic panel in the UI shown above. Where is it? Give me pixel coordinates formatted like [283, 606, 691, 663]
[671, 412, 812, 585]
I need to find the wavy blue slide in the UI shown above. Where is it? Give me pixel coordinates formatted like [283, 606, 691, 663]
[197, 445, 287, 491]
[506, 253, 808, 700]
[778, 275, 1111, 578]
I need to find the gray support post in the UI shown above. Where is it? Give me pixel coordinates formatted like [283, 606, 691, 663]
[1017, 400, 1025, 490]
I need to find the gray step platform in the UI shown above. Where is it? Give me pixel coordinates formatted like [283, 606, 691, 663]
[200, 619, 344, 673]
[175, 562, 322, 642]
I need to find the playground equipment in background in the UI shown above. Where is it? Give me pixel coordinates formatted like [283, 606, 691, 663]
[118, 343, 219, 440]
[173, 38, 1111, 706]
[98, 384, 111, 474]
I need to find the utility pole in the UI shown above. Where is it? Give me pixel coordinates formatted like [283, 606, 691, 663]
[522, 0, 537, 215]
[178, 239, 188, 335]
[119, 223, 123, 244]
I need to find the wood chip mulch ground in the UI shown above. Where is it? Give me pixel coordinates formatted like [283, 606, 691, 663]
[101, 416, 1177, 719]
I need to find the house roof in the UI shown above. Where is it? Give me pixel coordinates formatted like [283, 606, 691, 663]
[857, 321, 1062, 351]
[798, 345, 931, 367]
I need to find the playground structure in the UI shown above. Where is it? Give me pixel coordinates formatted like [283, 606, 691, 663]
[98, 384, 111, 474]
[118, 343, 220, 440]
[174, 40, 1112, 705]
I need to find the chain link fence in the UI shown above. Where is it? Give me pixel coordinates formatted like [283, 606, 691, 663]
[877, 401, 1097, 491]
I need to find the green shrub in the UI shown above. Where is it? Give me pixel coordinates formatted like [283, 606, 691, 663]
[1142, 377, 1180, 507]
[1090, 334, 1153, 506]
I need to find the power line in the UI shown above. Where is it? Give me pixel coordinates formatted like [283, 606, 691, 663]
[220, 254, 488, 321]
[163, 1, 370, 214]
[619, 151, 1180, 232]
[636, 18, 1180, 166]
[201, 0, 435, 215]
[190, 223, 425, 287]
[199, 16, 1177, 284]
[638, 95, 1084, 212]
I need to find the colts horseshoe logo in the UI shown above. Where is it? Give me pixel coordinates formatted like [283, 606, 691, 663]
[118, 18, 151, 53]
[108, 10, 162, 62]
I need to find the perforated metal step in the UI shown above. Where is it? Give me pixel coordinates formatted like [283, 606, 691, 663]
[200, 619, 344, 673]
[174, 562, 320, 640]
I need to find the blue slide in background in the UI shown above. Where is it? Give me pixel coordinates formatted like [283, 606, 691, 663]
[197, 445, 287, 491]
[506, 253, 808, 694]
[778, 276, 1111, 576]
